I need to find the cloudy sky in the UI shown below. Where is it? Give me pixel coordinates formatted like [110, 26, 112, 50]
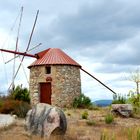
[0, 0, 140, 101]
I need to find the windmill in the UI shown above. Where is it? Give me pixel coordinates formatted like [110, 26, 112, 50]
[0, 7, 117, 107]
[0, 7, 41, 93]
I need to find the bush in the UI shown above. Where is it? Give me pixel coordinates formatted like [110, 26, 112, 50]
[127, 92, 140, 115]
[0, 99, 31, 118]
[11, 85, 30, 103]
[105, 113, 114, 124]
[88, 104, 100, 110]
[14, 101, 31, 118]
[0, 100, 18, 114]
[87, 120, 96, 126]
[112, 94, 126, 104]
[73, 93, 92, 108]
[81, 111, 88, 119]
[0, 99, 3, 108]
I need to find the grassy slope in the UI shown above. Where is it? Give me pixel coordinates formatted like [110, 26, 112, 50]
[0, 107, 140, 140]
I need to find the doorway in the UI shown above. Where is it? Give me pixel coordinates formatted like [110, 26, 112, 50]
[40, 82, 52, 104]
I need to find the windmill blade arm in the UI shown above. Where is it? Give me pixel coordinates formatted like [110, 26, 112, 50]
[8, 10, 39, 90]
[25, 10, 39, 52]
[5, 43, 42, 64]
[5, 55, 19, 64]
[0, 49, 37, 58]
[81, 68, 117, 94]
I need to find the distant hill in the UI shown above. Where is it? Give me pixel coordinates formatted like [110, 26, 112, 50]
[93, 100, 112, 107]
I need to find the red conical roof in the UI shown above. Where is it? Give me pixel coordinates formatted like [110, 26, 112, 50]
[28, 48, 81, 68]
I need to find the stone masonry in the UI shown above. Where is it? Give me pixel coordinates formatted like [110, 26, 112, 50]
[29, 65, 81, 107]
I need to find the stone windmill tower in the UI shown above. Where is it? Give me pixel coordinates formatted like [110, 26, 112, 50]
[0, 8, 117, 109]
[28, 48, 81, 107]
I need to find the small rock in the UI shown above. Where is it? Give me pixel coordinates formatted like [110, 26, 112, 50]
[111, 104, 133, 117]
[25, 103, 67, 138]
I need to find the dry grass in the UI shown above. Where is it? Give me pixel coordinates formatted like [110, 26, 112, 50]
[0, 108, 140, 140]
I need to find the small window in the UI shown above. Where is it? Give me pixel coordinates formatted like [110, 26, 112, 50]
[45, 66, 51, 74]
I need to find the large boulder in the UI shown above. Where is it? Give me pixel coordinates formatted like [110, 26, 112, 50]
[111, 104, 133, 117]
[25, 103, 67, 137]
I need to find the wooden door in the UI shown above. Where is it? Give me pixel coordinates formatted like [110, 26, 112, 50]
[40, 83, 51, 104]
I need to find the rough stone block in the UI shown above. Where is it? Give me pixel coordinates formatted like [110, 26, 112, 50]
[111, 104, 133, 117]
[25, 103, 67, 138]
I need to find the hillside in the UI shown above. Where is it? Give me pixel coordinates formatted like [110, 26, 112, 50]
[93, 99, 112, 107]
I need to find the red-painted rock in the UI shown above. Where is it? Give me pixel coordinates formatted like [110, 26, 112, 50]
[25, 103, 67, 137]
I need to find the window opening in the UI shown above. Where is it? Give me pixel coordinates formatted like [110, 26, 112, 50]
[45, 66, 51, 74]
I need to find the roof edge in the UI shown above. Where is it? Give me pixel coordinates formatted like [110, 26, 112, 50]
[28, 63, 81, 69]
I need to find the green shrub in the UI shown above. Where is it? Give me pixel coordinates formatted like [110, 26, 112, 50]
[73, 93, 92, 108]
[105, 113, 114, 124]
[11, 85, 30, 103]
[137, 129, 140, 140]
[14, 101, 31, 118]
[67, 112, 71, 116]
[127, 92, 140, 114]
[81, 111, 88, 119]
[87, 120, 96, 126]
[100, 132, 109, 140]
[112, 94, 126, 104]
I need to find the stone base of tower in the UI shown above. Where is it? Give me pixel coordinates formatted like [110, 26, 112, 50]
[29, 65, 81, 108]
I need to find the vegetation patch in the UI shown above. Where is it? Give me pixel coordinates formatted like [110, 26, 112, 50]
[0, 85, 31, 118]
[0, 100, 31, 118]
[10, 85, 30, 103]
[73, 93, 92, 108]
[105, 113, 114, 124]
[81, 110, 88, 119]
[86, 120, 96, 126]
[112, 94, 126, 104]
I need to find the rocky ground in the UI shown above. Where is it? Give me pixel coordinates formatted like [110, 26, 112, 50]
[0, 108, 140, 140]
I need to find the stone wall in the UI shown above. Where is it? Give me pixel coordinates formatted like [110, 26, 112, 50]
[51, 65, 81, 107]
[29, 65, 81, 107]
[29, 66, 46, 105]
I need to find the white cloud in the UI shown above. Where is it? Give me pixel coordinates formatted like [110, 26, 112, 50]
[0, 0, 140, 101]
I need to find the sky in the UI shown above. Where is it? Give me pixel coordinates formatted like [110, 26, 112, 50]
[0, 0, 140, 101]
